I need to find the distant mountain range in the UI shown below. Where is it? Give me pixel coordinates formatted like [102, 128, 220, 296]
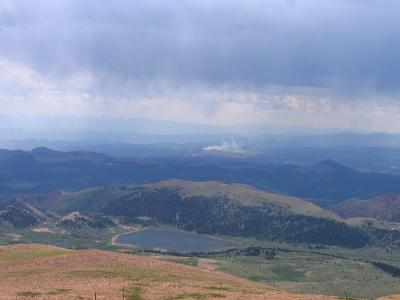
[1, 147, 400, 202]
[3, 179, 397, 248]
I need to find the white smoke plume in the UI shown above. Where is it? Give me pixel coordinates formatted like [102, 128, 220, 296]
[203, 140, 244, 153]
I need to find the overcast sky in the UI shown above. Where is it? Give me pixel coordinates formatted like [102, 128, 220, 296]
[1, 0, 400, 133]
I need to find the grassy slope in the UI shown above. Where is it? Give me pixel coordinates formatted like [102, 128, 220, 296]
[215, 248, 400, 299]
[0, 244, 339, 300]
[62, 179, 341, 220]
[334, 194, 400, 222]
[2, 227, 400, 299]
[161, 180, 340, 219]
[151, 180, 341, 219]
[346, 217, 400, 231]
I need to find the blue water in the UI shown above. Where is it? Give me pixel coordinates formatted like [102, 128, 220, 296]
[115, 228, 238, 253]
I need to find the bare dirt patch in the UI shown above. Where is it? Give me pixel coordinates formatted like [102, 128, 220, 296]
[31, 227, 57, 233]
[6, 233, 22, 241]
[198, 258, 219, 271]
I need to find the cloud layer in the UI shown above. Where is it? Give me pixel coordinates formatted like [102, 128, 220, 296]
[1, 0, 400, 132]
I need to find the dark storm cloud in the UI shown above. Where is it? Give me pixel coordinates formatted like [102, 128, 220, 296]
[1, 0, 400, 95]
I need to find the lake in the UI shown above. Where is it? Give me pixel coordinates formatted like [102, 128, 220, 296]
[114, 228, 238, 253]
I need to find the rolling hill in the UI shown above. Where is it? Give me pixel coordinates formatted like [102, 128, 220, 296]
[0, 198, 48, 228]
[149, 180, 339, 219]
[0, 197, 115, 231]
[334, 194, 400, 222]
[22, 180, 371, 248]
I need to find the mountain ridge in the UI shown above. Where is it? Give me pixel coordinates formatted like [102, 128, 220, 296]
[21, 180, 371, 248]
[1, 147, 400, 202]
[148, 180, 340, 219]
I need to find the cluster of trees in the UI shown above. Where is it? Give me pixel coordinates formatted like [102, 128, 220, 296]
[188, 246, 277, 260]
[364, 227, 400, 247]
[369, 261, 400, 277]
[0, 200, 42, 228]
[0, 206, 39, 228]
[139, 246, 278, 260]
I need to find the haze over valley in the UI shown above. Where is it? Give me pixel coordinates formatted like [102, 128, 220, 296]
[1, 0, 400, 299]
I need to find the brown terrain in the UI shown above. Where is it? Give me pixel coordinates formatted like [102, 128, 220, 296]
[0, 244, 342, 300]
[335, 194, 400, 222]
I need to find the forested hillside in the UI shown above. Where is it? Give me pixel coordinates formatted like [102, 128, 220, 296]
[24, 181, 372, 248]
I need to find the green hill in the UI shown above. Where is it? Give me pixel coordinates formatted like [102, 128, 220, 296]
[150, 180, 340, 219]
[27, 180, 369, 248]
[0, 198, 48, 228]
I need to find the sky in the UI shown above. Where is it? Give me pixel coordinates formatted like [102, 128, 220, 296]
[1, 0, 400, 134]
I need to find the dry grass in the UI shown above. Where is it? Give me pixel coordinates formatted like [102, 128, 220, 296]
[0, 244, 346, 300]
[149, 180, 340, 219]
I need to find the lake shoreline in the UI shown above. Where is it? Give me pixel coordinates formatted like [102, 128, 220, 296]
[111, 226, 143, 246]
[112, 227, 239, 253]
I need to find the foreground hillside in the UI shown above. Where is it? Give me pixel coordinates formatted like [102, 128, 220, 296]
[0, 244, 338, 300]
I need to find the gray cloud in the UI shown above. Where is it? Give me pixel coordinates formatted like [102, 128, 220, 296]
[2, 0, 400, 134]
[1, 0, 400, 96]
